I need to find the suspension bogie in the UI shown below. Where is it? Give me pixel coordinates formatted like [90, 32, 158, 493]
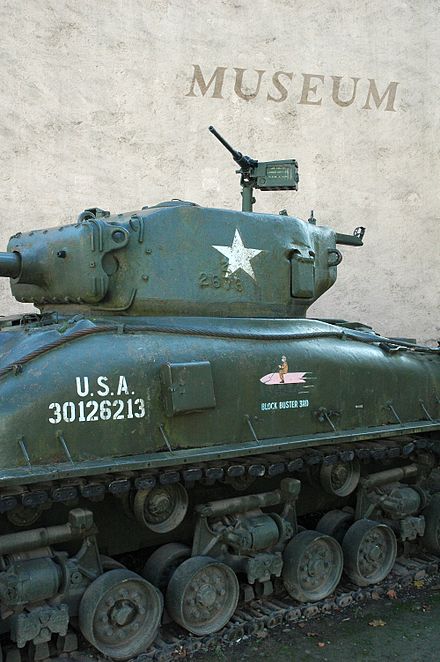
[0, 510, 101, 654]
[0, 509, 163, 660]
[0, 443, 439, 661]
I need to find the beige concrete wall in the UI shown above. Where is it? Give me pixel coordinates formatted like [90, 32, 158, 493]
[0, 0, 438, 342]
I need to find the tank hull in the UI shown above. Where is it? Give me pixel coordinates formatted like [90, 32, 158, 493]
[0, 316, 439, 484]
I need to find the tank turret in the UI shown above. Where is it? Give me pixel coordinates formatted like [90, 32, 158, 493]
[0, 128, 364, 318]
[1, 204, 364, 318]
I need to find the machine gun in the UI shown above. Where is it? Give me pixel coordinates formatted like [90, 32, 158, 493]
[209, 125, 299, 212]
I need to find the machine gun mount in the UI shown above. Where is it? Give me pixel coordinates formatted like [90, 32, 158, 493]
[209, 126, 299, 212]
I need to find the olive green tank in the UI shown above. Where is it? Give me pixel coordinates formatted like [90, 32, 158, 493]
[0, 128, 438, 661]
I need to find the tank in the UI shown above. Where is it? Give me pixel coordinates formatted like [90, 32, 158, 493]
[0, 128, 439, 661]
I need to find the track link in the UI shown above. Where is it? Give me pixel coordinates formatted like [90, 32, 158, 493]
[92, 552, 440, 662]
[0, 435, 435, 514]
[1, 433, 439, 662]
[2, 547, 439, 661]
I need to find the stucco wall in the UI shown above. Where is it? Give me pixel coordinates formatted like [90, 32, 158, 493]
[0, 0, 438, 342]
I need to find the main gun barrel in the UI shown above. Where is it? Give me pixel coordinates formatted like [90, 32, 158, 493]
[0, 252, 21, 279]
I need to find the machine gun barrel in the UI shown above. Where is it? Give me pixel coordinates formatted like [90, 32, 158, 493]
[0, 252, 21, 278]
[209, 125, 258, 170]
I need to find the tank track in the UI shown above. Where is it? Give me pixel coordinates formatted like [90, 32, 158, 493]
[0, 433, 438, 662]
[0, 434, 435, 513]
[24, 550, 440, 662]
[139, 551, 440, 662]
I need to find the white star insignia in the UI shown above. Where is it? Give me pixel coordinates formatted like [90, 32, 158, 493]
[212, 229, 263, 280]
